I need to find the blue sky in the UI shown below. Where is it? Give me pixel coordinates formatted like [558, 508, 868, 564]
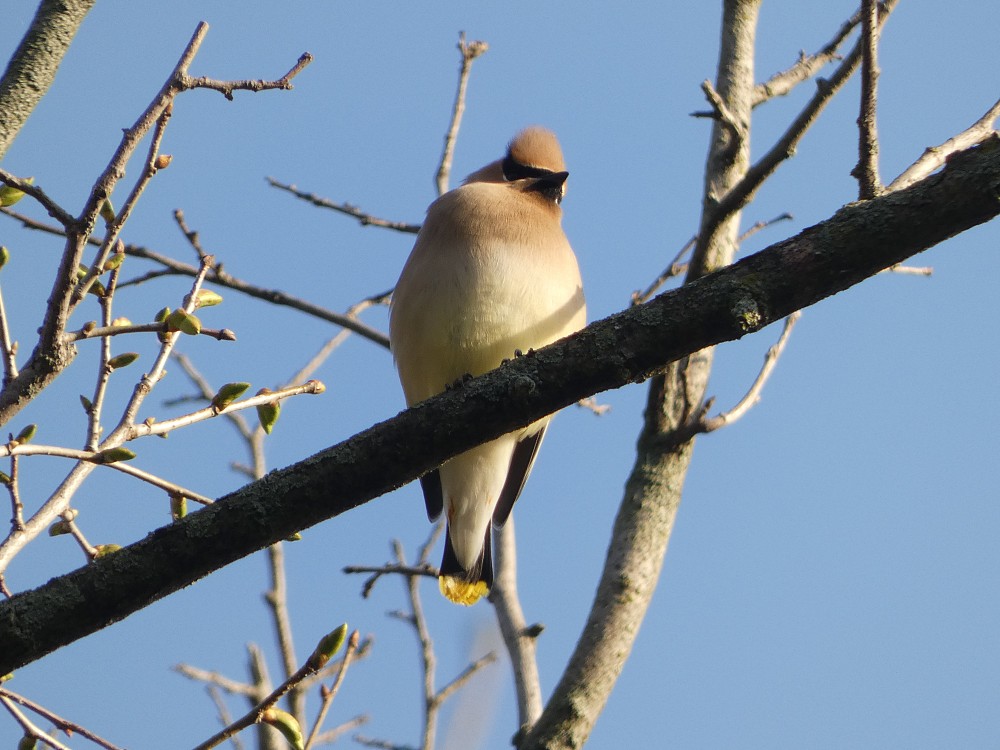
[2, 2, 999, 748]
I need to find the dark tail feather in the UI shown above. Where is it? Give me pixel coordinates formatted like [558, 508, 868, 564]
[438, 525, 493, 606]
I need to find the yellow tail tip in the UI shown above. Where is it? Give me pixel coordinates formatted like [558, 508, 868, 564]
[439, 576, 489, 606]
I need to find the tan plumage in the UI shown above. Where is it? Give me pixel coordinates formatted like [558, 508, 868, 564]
[389, 127, 586, 605]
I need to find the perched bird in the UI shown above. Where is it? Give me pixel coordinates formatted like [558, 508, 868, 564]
[389, 127, 586, 605]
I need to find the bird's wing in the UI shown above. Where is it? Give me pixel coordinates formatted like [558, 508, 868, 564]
[420, 470, 444, 521]
[492, 425, 547, 527]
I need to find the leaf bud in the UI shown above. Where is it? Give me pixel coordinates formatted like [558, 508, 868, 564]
[211, 382, 251, 412]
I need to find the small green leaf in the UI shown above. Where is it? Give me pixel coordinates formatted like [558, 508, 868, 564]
[107, 352, 140, 370]
[94, 447, 136, 464]
[18, 733, 38, 750]
[166, 309, 201, 336]
[14, 424, 36, 445]
[0, 471, 11, 485]
[261, 708, 304, 750]
[103, 251, 126, 272]
[154, 307, 171, 342]
[309, 623, 348, 669]
[0, 246, 9, 271]
[48, 520, 71, 537]
[211, 382, 251, 412]
[257, 400, 280, 435]
[194, 289, 223, 308]
[0, 176, 33, 208]
[80, 394, 93, 413]
[100, 197, 116, 224]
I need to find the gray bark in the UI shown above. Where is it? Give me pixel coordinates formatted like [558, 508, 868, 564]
[0, 0, 98, 161]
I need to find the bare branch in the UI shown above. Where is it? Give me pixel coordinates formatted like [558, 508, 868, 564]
[174, 664, 259, 698]
[752, 7, 861, 106]
[266, 178, 421, 233]
[63, 321, 237, 344]
[0, 283, 17, 387]
[696, 0, 900, 262]
[852, 0, 883, 199]
[191, 623, 347, 750]
[304, 630, 362, 750]
[178, 52, 313, 101]
[0, 22, 307, 429]
[434, 650, 498, 706]
[888, 96, 1000, 192]
[435, 33, 489, 195]
[699, 311, 801, 432]
[309, 714, 369, 746]
[633, 213, 791, 306]
[0, 687, 126, 750]
[0, 694, 73, 750]
[0, 207, 392, 349]
[0, 172, 75, 228]
[491, 520, 543, 734]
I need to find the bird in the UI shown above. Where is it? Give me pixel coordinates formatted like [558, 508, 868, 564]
[388, 126, 586, 605]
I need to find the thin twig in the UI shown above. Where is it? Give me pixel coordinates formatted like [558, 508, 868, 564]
[0, 444, 214, 505]
[191, 625, 343, 750]
[5, 454, 23, 532]
[491, 520, 543, 733]
[0, 694, 73, 750]
[265, 540, 302, 723]
[63, 321, 237, 344]
[266, 178, 421, 233]
[700, 311, 801, 433]
[128, 379, 325, 440]
[393, 538, 438, 750]
[174, 208, 209, 261]
[853, 0, 883, 199]
[60, 509, 99, 561]
[888, 96, 1000, 192]
[0, 207, 391, 349]
[0, 687, 126, 750]
[752, 7, 863, 106]
[309, 714, 369, 746]
[631, 235, 697, 305]
[174, 664, 259, 698]
[206, 686, 244, 750]
[632, 213, 792, 306]
[738, 212, 794, 244]
[178, 52, 313, 101]
[434, 650, 498, 706]
[700, 0, 900, 251]
[0, 283, 17, 387]
[435, 33, 489, 195]
[85, 264, 121, 451]
[0, 171, 75, 228]
[304, 630, 362, 749]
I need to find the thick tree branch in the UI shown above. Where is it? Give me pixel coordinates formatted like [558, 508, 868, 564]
[0, 0, 97, 160]
[0, 136, 997, 673]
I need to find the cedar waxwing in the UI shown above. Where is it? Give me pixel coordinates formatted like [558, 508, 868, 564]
[389, 127, 586, 605]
